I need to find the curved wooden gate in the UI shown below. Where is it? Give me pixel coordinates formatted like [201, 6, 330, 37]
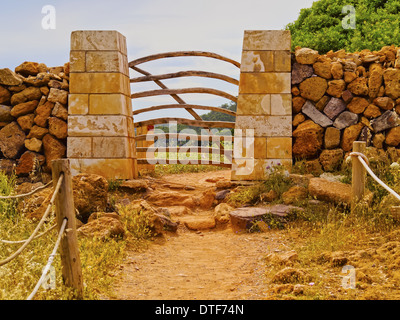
[129, 51, 240, 168]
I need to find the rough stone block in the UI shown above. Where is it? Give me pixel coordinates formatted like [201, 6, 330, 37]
[241, 51, 274, 72]
[69, 158, 137, 179]
[235, 115, 292, 137]
[71, 30, 127, 54]
[239, 73, 291, 94]
[69, 72, 130, 94]
[86, 51, 128, 75]
[271, 94, 292, 115]
[92, 137, 133, 158]
[89, 93, 131, 115]
[274, 51, 291, 72]
[68, 115, 129, 137]
[67, 137, 92, 158]
[243, 30, 291, 51]
[237, 94, 270, 115]
[68, 94, 89, 115]
[266, 137, 292, 159]
[70, 51, 86, 72]
[254, 137, 267, 159]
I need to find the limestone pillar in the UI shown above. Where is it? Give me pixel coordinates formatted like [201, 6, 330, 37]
[67, 30, 137, 179]
[232, 30, 292, 180]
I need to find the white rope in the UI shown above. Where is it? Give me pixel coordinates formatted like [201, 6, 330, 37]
[26, 218, 67, 300]
[0, 181, 53, 199]
[352, 153, 400, 202]
[0, 175, 64, 267]
[0, 224, 57, 244]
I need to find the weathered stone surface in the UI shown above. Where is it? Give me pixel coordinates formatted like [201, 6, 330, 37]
[0, 105, 13, 122]
[308, 177, 352, 205]
[293, 120, 324, 158]
[15, 151, 45, 176]
[47, 88, 68, 104]
[331, 61, 344, 79]
[214, 203, 233, 224]
[324, 127, 341, 149]
[315, 95, 330, 111]
[319, 149, 343, 171]
[333, 111, 358, 129]
[23, 73, 51, 87]
[282, 186, 308, 204]
[369, 63, 383, 99]
[302, 100, 333, 127]
[291, 62, 314, 85]
[341, 90, 353, 103]
[372, 133, 385, 149]
[10, 87, 42, 106]
[10, 100, 38, 118]
[72, 173, 109, 223]
[51, 102, 68, 120]
[385, 126, 400, 146]
[0, 85, 11, 104]
[272, 267, 310, 284]
[77, 217, 125, 239]
[373, 97, 395, 110]
[27, 125, 48, 139]
[344, 71, 357, 83]
[341, 123, 364, 152]
[292, 113, 305, 127]
[0, 68, 23, 86]
[0, 122, 25, 159]
[120, 179, 148, 191]
[42, 133, 66, 170]
[347, 97, 369, 114]
[295, 48, 319, 65]
[326, 79, 346, 98]
[299, 76, 328, 102]
[292, 96, 306, 114]
[371, 110, 400, 132]
[48, 117, 68, 139]
[25, 137, 42, 152]
[323, 97, 346, 119]
[17, 113, 35, 131]
[383, 68, 400, 99]
[182, 216, 216, 231]
[347, 77, 369, 96]
[363, 104, 382, 118]
[313, 61, 332, 79]
[15, 62, 40, 77]
[34, 101, 54, 127]
[145, 190, 196, 208]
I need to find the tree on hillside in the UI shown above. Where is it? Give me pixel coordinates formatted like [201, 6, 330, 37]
[286, 0, 400, 53]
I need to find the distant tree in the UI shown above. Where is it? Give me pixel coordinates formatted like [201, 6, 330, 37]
[286, 0, 400, 53]
[201, 101, 237, 122]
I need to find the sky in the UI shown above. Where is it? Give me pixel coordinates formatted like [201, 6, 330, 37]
[0, 0, 316, 121]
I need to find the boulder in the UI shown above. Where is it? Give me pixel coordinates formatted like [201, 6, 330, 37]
[299, 76, 328, 102]
[0, 68, 23, 86]
[182, 216, 216, 231]
[363, 104, 381, 119]
[313, 61, 332, 79]
[372, 133, 385, 148]
[48, 117, 68, 139]
[10, 100, 39, 118]
[326, 79, 346, 98]
[385, 127, 400, 147]
[145, 190, 196, 208]
[27, 125, 48, 139]
[47, 88, 68, 104]
[120, 179, 148, 191]
[347, 97, 369, 114]
[341, 123, 364, 152]
[10, 87, 42, 106]
[214, 203, 233, 224]
[295, 48, 319, 65]
[0, 85, 11, 104]
[371, 110, 400, 132]
[23, 73, 51, 87]
[17, 113, 35, 132]
[0, 105, 14, 122]
[373, 97, 395, 110]
[302, 100, 333, 127]
[341, 90, 353, 103]
[333, 111, 358, 130]
[15, 151, 45, 176]
[282, 186, 308, 204]
[72, 173, 109, 223]
[51, 102, 68, 120]
[0, 122, 25, 159]
[323, 97, 346, 120]
[368, 63, 383, 99]
[347, 77, 369, 96]
[308, 177, 352, 205]
[319, 149, 344, 171]
[42, 133, 66, 170]
[292, 96, 306, 114]
[344, 71, 357, 83]
[34, 101, 54, 127]
[331, 61, 344, 79]
[292, 120, 324, 158]
[291, 62, 314, 85]
[15, 61, 40, 77]
[77, 217, 125, 240]
[383, 68, 400, 99]
[324, 127, 341, 149]
[292, 113, 305, 127]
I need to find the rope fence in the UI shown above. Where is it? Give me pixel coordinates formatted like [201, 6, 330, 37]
[0, 159, 83, 300]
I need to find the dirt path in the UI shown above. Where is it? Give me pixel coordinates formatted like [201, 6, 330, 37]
[110, 170, 288, 300]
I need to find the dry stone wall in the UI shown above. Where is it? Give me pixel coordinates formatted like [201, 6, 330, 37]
[0, 61, 69, 178]
[291, 46, 400, 172]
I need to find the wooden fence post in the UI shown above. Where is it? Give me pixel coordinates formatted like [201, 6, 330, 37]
[52, 159, 83, 298]
[352, 141, 366, 209]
